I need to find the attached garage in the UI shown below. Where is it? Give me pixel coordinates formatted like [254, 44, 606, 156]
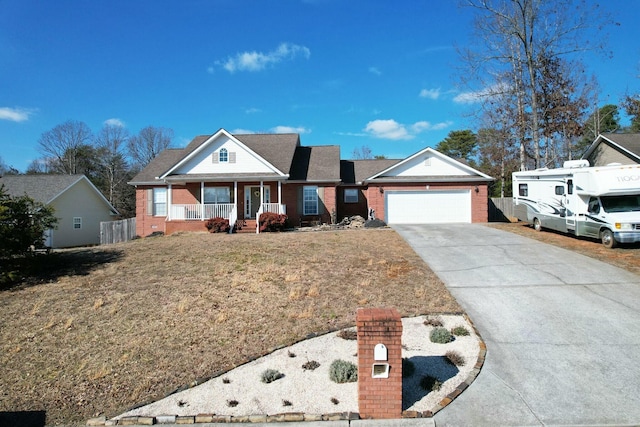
[385, 190, 472, 224]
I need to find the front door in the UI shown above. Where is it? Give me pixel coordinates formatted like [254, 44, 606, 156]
[245, 186, 270, 218]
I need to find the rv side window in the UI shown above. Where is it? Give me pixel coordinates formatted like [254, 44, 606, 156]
[555, 186, 564, 195]
[588, 197, 600, 214]
[567, 179, 573, 195]
[519, 184, 528, 197]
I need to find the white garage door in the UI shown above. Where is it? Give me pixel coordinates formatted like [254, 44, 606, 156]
[385, 190, 471, 224]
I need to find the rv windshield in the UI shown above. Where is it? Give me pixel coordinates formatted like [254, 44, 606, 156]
[600, 195, 640, 213]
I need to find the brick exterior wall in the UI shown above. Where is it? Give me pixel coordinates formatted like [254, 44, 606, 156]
[356, 307, 403, 420]
[365, 183, 489, 223]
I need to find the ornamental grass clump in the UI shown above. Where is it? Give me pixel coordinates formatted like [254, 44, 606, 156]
[451, 326, 470, 336]
[420, 375, 442, 392]
[445, 350, 465, 367]
[430, 326, 453, 344]
[329, 359, 358, 383]
[261, 369, 283, 384]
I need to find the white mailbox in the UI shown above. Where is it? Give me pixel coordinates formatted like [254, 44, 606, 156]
[374, 343, 387, 361]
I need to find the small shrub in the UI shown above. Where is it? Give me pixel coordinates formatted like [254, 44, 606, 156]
[329, 359, 358, 383]
[330, 397, 339, 405]
[302, 360, 320, 371]
[205, 217, 231, 233]
[227, 399, 239, 407]
[419, 375, 442, 392]
[258, 212, 289, 232]
[222, 377, 231, 384]
[430, 327, 453, 344]
[402, 358, 415, 378]
[423, 316, 443, 327]
[287, 350, 296, 358]
[337, 329, 357, 340]
[445, 350, 465, 367]
[261, 369, 283, 384]
[282, 399, 292, 407]
[451, 326, 470, 336]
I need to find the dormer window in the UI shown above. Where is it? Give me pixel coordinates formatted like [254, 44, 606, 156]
[219, 148, 229, 163]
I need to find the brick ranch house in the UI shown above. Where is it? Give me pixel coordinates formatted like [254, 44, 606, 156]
[129, 128, 493, 235]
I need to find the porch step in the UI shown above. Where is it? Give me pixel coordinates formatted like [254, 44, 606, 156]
[235, 219, 257, 234]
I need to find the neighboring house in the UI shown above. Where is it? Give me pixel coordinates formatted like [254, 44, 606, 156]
[0, 174, 118, 248]
[128, 128, 493, 236]
[582, 133, 640, 166]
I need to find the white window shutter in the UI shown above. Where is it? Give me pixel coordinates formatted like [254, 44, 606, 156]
[229, 152, 236, 163]
[146, 189, 153, 215]
[212, 152, 219, 163]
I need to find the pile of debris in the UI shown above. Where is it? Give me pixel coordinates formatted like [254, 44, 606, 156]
[337, 215, 387, 229]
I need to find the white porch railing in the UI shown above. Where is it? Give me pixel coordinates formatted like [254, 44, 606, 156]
[255, 203, 287, 233]
[170, 203, 235, 221]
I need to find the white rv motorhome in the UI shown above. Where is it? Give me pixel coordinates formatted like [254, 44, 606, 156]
[513, 160, 640, 248]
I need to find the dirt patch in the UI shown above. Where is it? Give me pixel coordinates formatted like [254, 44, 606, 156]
[489, 222, 640, 276]
[0, 229, 460, 426]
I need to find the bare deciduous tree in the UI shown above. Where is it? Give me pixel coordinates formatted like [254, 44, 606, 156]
[95, 123, 130, 208]
[37, 120, 94, 174]
[127, 126, 174, 169]
[459, 0, 611, 170]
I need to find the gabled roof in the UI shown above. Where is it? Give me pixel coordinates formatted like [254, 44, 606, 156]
[340, 159, 401, 184]
[129, 130, 340, 185]
[364, 147, 493, 183]
[0, 174, 118, 214]
[582, 133, 640, 163]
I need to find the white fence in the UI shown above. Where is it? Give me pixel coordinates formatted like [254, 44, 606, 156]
[170, 203, 235, 221]
[100, 217, 137, 245]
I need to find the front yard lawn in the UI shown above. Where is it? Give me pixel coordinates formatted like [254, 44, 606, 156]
[0, 229, 460, 426]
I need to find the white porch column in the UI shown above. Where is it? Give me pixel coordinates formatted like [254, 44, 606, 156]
[260, 180, 264, 204]
[167, 183, 172, 220]
[278, 181, 282, 205]
[200, 182, 205, 220]
[234, 181, 238, 215]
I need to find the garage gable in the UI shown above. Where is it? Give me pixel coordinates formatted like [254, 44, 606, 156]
[366, 147, 492, 181]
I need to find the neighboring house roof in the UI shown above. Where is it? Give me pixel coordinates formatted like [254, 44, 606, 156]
[582, 133, 640, 165]
[0, 174, 118, 214]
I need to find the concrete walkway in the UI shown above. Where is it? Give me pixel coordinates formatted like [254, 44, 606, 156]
[393, 224, 640, 426]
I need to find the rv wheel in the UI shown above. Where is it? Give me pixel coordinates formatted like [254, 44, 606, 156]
[533, 218, 542, 232]
[600, 229, 617, 249]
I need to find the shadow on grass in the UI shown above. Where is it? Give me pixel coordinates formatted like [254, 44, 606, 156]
[0, 410, 46, 427]
[1, 248, 124, 291]
[402, 355, 459, 410]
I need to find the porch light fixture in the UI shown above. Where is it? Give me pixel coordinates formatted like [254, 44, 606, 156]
[474, 186, 479, 193]
[379, 187, 384, 194]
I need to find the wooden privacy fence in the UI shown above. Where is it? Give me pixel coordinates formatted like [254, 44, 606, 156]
[100, 218, 136, 245]
[489, 197, 515, 222]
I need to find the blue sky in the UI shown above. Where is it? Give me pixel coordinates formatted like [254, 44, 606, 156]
[1, 0, 639, 172]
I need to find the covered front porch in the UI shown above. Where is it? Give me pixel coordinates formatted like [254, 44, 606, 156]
[165, 179, 286, 233]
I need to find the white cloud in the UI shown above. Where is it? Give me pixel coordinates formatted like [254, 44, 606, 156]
[220, 43, 310, 73]
[231, 128, 256, 135]
[453, 83, 510, 104]
[271, 125, 310, 134]
[207, 66, 215, 74]
[419, 88, 440, 100]
[0, 107, 35, 122]
[364, 119, 453, 140]
[369, 66, 382, 76]
[245, 108, 262, 114]
[104, 118, 125, 127]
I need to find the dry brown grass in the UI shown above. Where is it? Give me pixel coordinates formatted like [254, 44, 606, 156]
[0, 229, 460, 426]
[489, 222, 640, 276]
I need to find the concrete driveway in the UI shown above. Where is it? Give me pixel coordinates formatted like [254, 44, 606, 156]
[393, 224, 640, 426]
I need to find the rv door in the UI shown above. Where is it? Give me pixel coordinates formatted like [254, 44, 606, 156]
[564, 179, 575, 229]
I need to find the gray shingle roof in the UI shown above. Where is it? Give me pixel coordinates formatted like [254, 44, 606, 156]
[0, 174, 86, 204]
[602, 133, 640, 158]
[341, 159, 401, 184]
[128, 132, 342, 184]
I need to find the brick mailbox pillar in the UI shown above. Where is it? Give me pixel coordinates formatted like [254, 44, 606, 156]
[356, 307, 403, 419]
